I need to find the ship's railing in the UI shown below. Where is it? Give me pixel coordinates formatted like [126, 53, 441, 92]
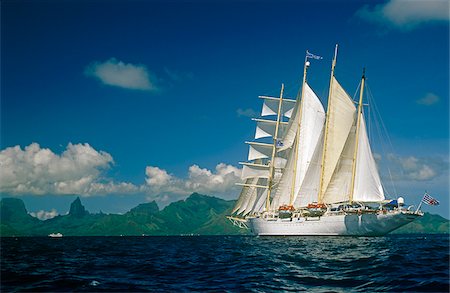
[249, 202, 424, 220]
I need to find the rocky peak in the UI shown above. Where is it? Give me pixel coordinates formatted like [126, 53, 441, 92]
[68, 197, 88, 217]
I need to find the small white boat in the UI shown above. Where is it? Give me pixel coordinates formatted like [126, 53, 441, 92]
[48, 232, 63, 238]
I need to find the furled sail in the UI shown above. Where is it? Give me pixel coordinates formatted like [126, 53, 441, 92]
[353, 113, 385, 202]
[319, 77, 356, 202]
[270, 83, 325, 209]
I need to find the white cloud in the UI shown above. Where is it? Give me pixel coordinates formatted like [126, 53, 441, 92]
[144, 163, 242, 203]
[237, 108, 258, 118]
[416, 93, 440, 105]
[387, 154, 448, 181]
[30, 209, 59, 220]
[356, 0, 450, 30]
[0, 143, 139, 196]
[85, 58, 158, 91]
[145, 166, 172, 186]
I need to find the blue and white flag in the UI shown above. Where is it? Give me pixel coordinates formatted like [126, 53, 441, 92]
[306, 50, 323, 60]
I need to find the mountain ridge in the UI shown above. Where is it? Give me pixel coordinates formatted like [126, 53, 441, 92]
[0, 194, 448, 236]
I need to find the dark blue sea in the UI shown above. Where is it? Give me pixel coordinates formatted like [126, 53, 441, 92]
[1, 235, 449, 292]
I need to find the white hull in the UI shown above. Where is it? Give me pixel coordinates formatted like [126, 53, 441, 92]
[249, 211, 421, 236]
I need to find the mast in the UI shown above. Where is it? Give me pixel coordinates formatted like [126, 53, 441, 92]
[265, 83, 284, 211]
[289, 54, 309, 206]
[318, 44, 338, 204]
[349, 68, 366, 203]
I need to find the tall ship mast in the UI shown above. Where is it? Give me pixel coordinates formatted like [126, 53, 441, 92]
[228, 46, 423, 236]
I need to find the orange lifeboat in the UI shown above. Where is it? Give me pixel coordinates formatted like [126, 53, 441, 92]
[307, 203, 326, 209]
[278, 205, 295, 212]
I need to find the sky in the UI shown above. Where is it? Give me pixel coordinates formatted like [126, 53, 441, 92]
[1, 0, 449, 219]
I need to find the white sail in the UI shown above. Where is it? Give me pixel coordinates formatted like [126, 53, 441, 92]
[277, 102, 299, 152]
[273, 156, 287, 169]
[260, 97, 296, 118]
[236, 178, 259, 214]
[242, 185, 259, 215]
[247, 142, 273, 161]
[353, 113, 385, 202]
[319, 77, 356, 200]
[250, 180, 269, 213]
[270, 83, 325, 209]
[270, 147, 295, 209]
[241, 163, 270, 179]
[254, 119, 287, 140]
[233, 177, 257, 214]
[238, 178, 270, 215]
[322, 124, 356, 204]
[295, 129, 324, 207]
[291, 84, 325, 204]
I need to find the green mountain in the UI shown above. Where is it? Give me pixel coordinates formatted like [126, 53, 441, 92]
[0, 198, 41, 236]
[392, 212, 449, 234]
[0, 194, 448, 236]
[0, 193, 247, 236]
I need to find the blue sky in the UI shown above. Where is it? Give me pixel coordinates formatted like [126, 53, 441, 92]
[1, 0, 449, 219]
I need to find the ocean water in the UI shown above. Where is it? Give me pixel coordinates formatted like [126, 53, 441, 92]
[1, 235, 449, 292]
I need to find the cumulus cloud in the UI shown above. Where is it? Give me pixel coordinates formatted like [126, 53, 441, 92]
[85, 58, 158, 91]
[387, 154, 448, 181]
[416, 93, 440, 106]
[237, 108, 258, 118]
[0, 143, 139, 196]
[144, 163, 242, 203]
[356, 0, 450, 30]
[30, 209, 59, 220]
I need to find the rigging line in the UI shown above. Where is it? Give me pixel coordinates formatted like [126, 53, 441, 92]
[365, 86, 386, 190]
[366, 86, 371, 146]
[366, 83, 398, 196]
[352, 80, 362, 102]
[367, 84, 397, 164]
[366, 85, 392, 195]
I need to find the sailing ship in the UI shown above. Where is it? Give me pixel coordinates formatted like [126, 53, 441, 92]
[228, 45, 423, 236]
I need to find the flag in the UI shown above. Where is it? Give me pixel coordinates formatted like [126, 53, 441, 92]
[306, 50, 323, 60]
[276, 140, 284, 147]
[422, 193, 440, 206]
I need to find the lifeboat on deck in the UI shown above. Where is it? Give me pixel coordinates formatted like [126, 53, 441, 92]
[278, 205, 295, 212]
